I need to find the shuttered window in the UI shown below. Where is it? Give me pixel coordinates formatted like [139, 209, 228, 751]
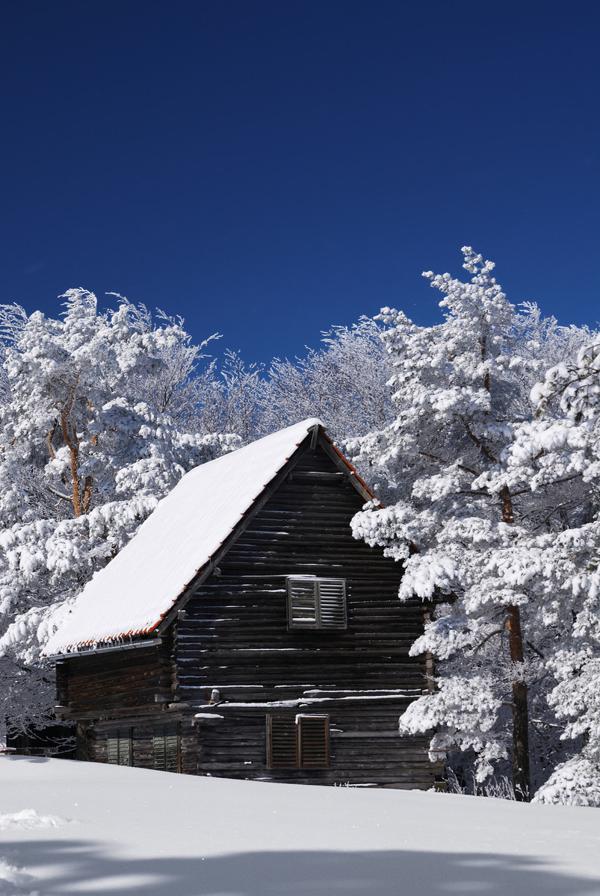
[266, 714, 330, 769]
[107, 728, 132, 766]
[297, 715, 329, 768]
[152, 724, 180, 773]
[287, 576, 347, 630]
[266, 714, 298, 768]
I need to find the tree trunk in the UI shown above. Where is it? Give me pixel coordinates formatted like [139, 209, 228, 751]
[61, 410, 82, 518]
[506, 605, 530, 800]
[501, 486, 531, 800]
[58, 380, 92, 519]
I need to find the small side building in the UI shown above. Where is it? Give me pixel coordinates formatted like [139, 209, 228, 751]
[47, 419, 438, 788]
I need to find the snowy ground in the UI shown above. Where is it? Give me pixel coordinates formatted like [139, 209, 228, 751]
[1, 756, 600, 895]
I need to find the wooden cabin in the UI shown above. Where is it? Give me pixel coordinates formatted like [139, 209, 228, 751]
[47, 419, 438, 788]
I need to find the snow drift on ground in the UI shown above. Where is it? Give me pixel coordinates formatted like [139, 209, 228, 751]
[1, 757, 600, 895]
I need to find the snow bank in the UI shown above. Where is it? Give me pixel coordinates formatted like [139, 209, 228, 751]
[46, 418, 321, 654]
[1, 756, 599, 895]
[0, 809, 64, 832]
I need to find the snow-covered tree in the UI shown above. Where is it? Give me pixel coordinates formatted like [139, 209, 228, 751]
[196, 317, 394, 447]
[198, 350, 266, 443]
[260, 317, 394, 442]
[350, 247, 591, 798]
[491, 339, 600, 805]
[0, 291, 237, 732]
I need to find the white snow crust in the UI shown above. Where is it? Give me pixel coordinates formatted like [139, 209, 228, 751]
[1, 756, 600, 895]
[0, 809, 64, 832]
[45, 419, 321, 654]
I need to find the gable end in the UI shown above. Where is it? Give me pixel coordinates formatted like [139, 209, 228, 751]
[156, 428, 375, 637]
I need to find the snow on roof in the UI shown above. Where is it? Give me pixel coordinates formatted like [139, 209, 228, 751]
[45, 418, 322, 655]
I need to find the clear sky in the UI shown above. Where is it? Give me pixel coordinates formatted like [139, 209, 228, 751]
[1, 1, 599, 362]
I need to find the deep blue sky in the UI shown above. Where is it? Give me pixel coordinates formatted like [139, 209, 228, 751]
[1, 1, 599, 362]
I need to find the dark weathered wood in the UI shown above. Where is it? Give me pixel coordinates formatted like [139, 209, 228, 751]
[58, 434, 441, 788]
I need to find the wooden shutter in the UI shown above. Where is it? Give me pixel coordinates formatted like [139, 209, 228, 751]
[266, 715, 298, 768]
[297, 715, 329, 768]
[316, 579, 347, 629]
[152, 732, 166, 769]
[165, 727, 179, 772]
[107, 736, 119, 765]
[107, 729, 132, 766]
[153, 724, 180, 772]
[287, 576, 347, 630]
[117, 729, 132, 766]
[287, 577, 318, 628]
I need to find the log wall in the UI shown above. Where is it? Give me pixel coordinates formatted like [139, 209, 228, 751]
[59, 639, 173, 719]
[175, 440, 438, 787]
[60, 438, 439, 788]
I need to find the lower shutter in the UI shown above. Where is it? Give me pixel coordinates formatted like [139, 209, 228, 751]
[153, 724, 180, 772]
[297, 715, 329, 768]
[165, 728, 180, 772]
[107, 728, 132, 766]
[266, 715, 298, 768]
[266, 714, 330, 769]
[117, 730, 132, 766]
[152, 733, 166, 769]
[107, 736, 119, 765]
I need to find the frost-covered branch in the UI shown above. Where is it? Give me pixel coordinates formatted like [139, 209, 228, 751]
[0, 291, 238, 733]
[351, 246, 596, 800]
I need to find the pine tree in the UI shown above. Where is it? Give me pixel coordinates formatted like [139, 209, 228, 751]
[495, 340, 600, 804]
[0, 291, 236, 731]
[350, 248, 589, 797]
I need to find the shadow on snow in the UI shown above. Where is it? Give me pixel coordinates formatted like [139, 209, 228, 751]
[1, 840, 599, 896]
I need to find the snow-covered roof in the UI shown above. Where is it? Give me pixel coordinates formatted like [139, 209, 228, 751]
[45, 418, 325, 655]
